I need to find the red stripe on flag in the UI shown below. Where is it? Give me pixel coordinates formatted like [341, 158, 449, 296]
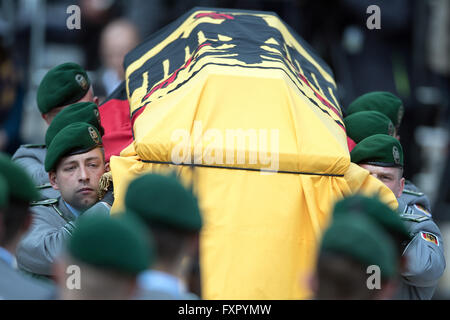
[297, 73, 342, 120]
[347, 136, 357, 152]
[194, 12, 234, 20]
[99, 98, 133, 162]
[143, 43, 211, 102]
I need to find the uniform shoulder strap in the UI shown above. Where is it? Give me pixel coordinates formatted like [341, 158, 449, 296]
[402, 189, 425, 197]
[30, 198, 58, 206]
[50, 203, 71, 223]
[399, 212, 430, 223]
[22, 144, 46, 149]
[35, 183, 53, 190]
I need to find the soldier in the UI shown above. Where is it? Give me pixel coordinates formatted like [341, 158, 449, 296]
[16, 122, 111, 278]
[315, 195, 403, 300]
[346, 91, 404, 139]
[12, 63, 99, 200]
[45, 102, 104, 148]
[332, 194, 411, 261]
[125, 173, 202, 299]
[0, 153, 55, 299]
[351, 134, 445, 299]
[344, 110, 396, 145]
[53, 214, 152, 299]
[346, 91, 429, 214]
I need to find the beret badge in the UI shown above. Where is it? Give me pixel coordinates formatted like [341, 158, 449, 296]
[75, 74, 89, 91]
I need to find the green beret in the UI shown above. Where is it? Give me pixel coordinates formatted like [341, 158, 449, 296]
[0, 152, 39, 203]
[0, 175, 8, 208]
[344, 111, 395, 143]
[45, 122, 103, 172]
[333, 194, 410, 245]
[347, 92, 404, 128]
[350, 134, 403, 167]
[37, 63, 91, 114]
[68, 214, 152, 274]
[125, 173, 202, 232]
[45, 102, 104, 147]
[321, 210, 397, 279]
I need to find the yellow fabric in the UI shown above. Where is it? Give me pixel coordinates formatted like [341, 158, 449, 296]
[110, 9, 398, 299]
[110, 157, 396, 299]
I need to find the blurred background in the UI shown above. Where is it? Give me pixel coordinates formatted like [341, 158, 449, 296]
[0, 0, 449, 298]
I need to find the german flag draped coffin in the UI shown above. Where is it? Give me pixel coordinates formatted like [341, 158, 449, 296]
[99, 8, 397, 299]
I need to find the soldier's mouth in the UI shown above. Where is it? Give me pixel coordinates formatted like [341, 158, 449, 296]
[77, 187, 94, 195]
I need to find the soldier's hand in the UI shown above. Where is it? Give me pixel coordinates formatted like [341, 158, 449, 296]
[97, 171, 114, 206]
[101, 187, 114, 207]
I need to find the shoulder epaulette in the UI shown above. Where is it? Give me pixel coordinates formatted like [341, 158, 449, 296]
[400, 213, 429, 223]
[36, 183, 52, 189]
[402, 189, 425, 197]
[22, 144, 46, 148]
[30, 198, 58, 206]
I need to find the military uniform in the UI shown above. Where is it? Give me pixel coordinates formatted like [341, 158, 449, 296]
[351, 135, 446, 299]
[400, 180, 432, 213]
[395, 182, 445, 299]
[11, 144, 59, 200]
[125, 173, 203, 300]
[136, 270, 199, 300]
[317, 195, 402, 299]
[0, 252, 55, 299]
[0, 153, 56, 299]
[11, 63, 95, 201]
[17, 122, 111, 277]
[16, 197, 110, 276]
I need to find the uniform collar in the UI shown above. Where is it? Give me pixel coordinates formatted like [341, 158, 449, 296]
[0, 246, 16, 268]
[397, 197, 407, 213]
[63, 200, 80, 218]
[138, 270, 187, 298]
[57, 197, 78, 222]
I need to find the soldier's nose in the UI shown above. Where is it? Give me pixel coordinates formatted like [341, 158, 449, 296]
[78, 166, 89, 181]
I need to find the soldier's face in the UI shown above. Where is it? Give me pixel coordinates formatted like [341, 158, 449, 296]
[359, 164, 405, 198]
[49, 148, 107, 211]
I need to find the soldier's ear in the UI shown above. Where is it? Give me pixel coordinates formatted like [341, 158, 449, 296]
[41, 113, 51, 126]
[398, 177, 405, 198]
[49, 171, 60, 190]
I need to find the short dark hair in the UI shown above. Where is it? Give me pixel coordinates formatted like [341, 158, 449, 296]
[150, 226, 195, 267]
[398, 167, 404, 180]
[316, 252, 380, 300]
[0, 199, 30, 246]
